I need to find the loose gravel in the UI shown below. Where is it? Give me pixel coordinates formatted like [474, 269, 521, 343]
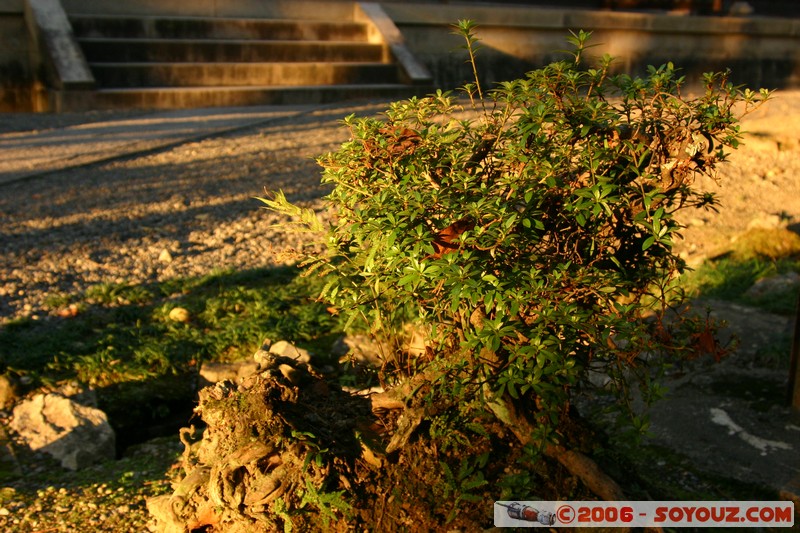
[0, 102, 387, 324]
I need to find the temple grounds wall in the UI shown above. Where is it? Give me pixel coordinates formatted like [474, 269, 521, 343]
[2, 0, 798, 111]
[383, 3, 800, 92]
[0, 0, 43, 110]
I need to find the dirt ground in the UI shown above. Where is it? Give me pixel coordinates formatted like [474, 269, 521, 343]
[673, 90, 800, 264]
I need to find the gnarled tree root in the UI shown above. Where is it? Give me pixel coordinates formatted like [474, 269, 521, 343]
[371, 371, 627, 503]
[485, 388, 626, 501]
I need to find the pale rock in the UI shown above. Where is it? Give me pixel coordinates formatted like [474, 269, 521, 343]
[252, 339, 274, 369]
[158, 249, 173, 264]
[9, 393, 115, 470]
[332, 329, 428, 368]
[199, 360, 259, 385]
[747, 214, 786, 231]
[52, 381, 98, 408]
[331, 335, 385, 368]
[268, 340, 311, 364]
[688, 217, 706, 227]
[168, 307, 191, 323]
[405, 326, 428, 357]
[278, 363, 306, 385]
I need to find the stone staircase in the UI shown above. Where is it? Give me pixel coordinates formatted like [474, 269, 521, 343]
[62, 11, 430, 109]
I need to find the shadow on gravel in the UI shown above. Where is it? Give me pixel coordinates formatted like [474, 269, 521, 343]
[1, 196, 270, 258]
[0, 149, 322, 225]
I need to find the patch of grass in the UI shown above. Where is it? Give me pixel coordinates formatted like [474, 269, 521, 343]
[729, 227, 800, 261]
[85, 282, 155, 306]
[0, 437, 181, 532]
[0, 266, 338, 388]
[677, 226, 800, 315]
[680, 256, 800, 316]
[753, 333, 795, 369]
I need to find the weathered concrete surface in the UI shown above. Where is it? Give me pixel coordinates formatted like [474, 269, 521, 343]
[356, 2, 432, 85]
[646, 300, 800, 497]
[385, 3, 800, 90]
[60, 0, 358, 20]
[24, 0, 93, 88]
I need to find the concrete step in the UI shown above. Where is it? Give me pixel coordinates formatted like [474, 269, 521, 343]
[58, 6, 432, 111]
[69, 15, 371, 42]
[77, 38, 385, 63]
[60, 84, 432, 110]
[89, 62, 400, 88]
[61, 0, 360, 21]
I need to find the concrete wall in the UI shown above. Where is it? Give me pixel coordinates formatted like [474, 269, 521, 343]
[60, 0, 359, 20]
[0, 0, 41, 111]
[2, 0, 799, 112]
[383, 3, 800, 92]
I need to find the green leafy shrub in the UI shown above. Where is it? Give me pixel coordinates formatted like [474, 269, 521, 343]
[262, 24, 769, 498]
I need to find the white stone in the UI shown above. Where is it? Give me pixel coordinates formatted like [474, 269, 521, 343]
[747, 214, 785, 231]
[729, 1, 754, 16]
[268, 340, 311, 364]
[252, 339, 279, 370]
[10, 393, 115, 470]
[168, 307, 191, 323]
[199, 361, 259, 385]
[331, 335, 385, 367]
[158, 249, 173, 264]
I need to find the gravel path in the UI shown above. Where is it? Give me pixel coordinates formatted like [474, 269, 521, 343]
[0, 102, 387, 323]
[1, 92, 799, 324]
